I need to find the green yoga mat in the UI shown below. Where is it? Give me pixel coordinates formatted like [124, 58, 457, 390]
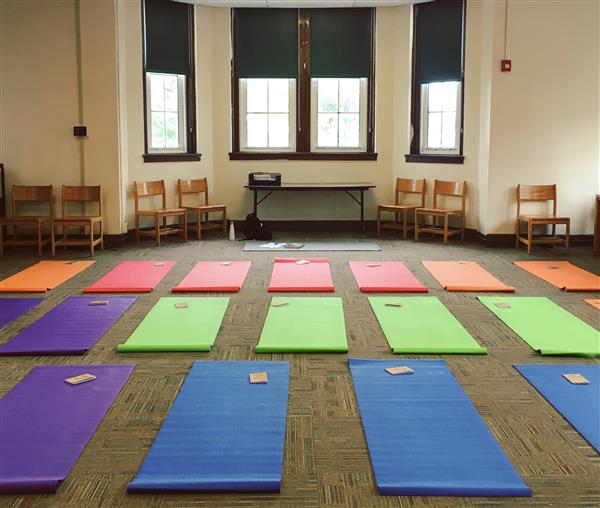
[117, 297, 229, 352]
[256, 297, 348, 353]
[479, 297, 600, 358]
[369, 297, 487, 354]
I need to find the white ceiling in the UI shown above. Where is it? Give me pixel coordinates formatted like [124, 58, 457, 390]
[175, 0, 433, 7]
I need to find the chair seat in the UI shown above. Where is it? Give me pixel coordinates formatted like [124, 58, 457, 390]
[416, 207, 464, 215]
[184, 204, 226, 212]
[518, 215, 570, 222]
[378, 204, 418, 211]
[137, 208, 186, 216]
[0, 216, 51, 224]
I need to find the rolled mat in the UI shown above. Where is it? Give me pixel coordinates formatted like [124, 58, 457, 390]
[349, 358, 532, 496]
[128, 361, 289, 492]
[515, 364, 599, 453]
[0, 296, 136, 355]
[83, 261, 175, 293]
[0, 261, 95, 293]
[172, 261, 251, 292]
[0, 364, 134, 493]
[422, 261, 515, 292]
[256, 297, 348, 353]
[117, 296, 229, 352]
[585, 299, 600, 310]
[369, 296, 486, 354]
[479, 296, 600, 357]
[268, 258, 334, 292]
[514, 261, 600, 292]
[349, 261, 428, 293]
[0, 298, 43, 329]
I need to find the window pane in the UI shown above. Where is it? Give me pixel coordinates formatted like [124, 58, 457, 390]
[339, 79, 360, 113]
[151, 112, 165, 148]
[339, 113, 360, 147]
[317, 79, 338, 113]
[268, 114, 289, 147]
[317, 113, 338, 147]
[441, 111, 457, 148]
[268, 79, 289, 113]
[164, 75, 179, 112]
[427, 111, 442, 148]
[246, 79, 268, 112]
[165, 112, 179, 148]
[246, 113, 268, 147]
[429, 81, 457, 112]
[150, 74, 164, 112]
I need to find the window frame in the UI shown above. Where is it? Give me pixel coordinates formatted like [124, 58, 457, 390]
[419, 81, 462, 155]
[230, 8, 377, 161]
[142, 0, 200, 163]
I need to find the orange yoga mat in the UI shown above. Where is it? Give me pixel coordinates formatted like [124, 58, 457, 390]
[514, 261, 600, 292]
[585, 299, 600, 310]
[421, 261, 515, 292]
[0, 260, 95, 293]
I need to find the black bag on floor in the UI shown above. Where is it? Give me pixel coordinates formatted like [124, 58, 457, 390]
[243, 213, 272, 241]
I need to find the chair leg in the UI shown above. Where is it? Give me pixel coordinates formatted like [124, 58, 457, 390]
[37, 222, 43, 256]
[402, 210, 408, 240]
[135, 214, 140, 243]
[223, 211, 227, 235]
[51, 223, 56, 256]
[155, 216, 161, 247]
[460, 215, 465, 241]
[527, 220, 532, 255]
[0, 224, 4, 256]
[443, 215, 449, 244]
[197, 211, 201, 240]
[515, 220, 520, 248]
[376, 207, 381, 237]
[414, 211, 420, 241]
[565, 221, 570, 253]
[100, 220, 104, 250]
[90, 222, 95, 256]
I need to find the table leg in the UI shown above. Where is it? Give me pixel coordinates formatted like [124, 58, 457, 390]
[253, 190, 258, 215]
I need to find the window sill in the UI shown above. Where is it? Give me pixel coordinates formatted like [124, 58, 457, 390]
[229, 152, 378, 161]
[404, 154, 464, 164]
[143, 153, 202, 163]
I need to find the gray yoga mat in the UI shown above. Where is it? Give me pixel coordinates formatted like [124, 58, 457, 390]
[244, 241, 381, 252]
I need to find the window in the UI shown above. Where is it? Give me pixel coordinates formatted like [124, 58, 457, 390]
[407, 0, 466, 163]
[142, 0, 199, 162]
[231, 8, 376, 160]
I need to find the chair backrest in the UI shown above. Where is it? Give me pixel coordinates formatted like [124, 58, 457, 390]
[12, 185, 53, 217]
[134, 180, 166, 212]
[516, 184, 557, 216]
[432, 180, 466, 211]
[62, 185, 102, 217]
[178, 178, 209, 207]
[395, 178, 426, 207]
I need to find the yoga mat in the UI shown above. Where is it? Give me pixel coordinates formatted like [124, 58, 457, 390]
[117, 297, 229, 352]
[172, 261, 251, 292]
[0, 298, 43, 329]
[479, 297, 600, 357]
[585, 299, 600, 310]
[268, 258, 334, 292]
[83, 261, 175, 293]
[0, 261, 94, 293]
[349, 261, 428, 292]
[349, 358, 531, 497]
[514, 261, 600, 292]
[0, 296, 136, 355]
[256, 297, 348, 353]
[515, 364, 599, 453]
[422, 261, 515, 292]
[0, 364, 134, 493]
[369, 296, 487, 354]
[244, 240, 380, 251]
[128, 361, 289, 492]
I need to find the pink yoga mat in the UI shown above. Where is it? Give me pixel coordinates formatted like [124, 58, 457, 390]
[349, 261, 428, 292]
[268, 258, 334, 292]
[172, 261, 251, 292]
[83, 261, 175, 293]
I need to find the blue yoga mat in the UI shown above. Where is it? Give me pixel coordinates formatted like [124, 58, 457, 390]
[129, 361, 290, 492]
[349, 358, 532, 496]
[0, 298, 43, 329]
[515, 364, 599, 453]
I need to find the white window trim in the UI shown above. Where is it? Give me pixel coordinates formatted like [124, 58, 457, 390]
[146, 72, 187, 153]
[310, 78, 368, 152]
[239, 78, 296, 152]
[419, 81, 461, 155]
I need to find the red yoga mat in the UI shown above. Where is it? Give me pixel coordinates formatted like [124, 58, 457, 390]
[83, 261, 175, 293]
[268, 258, 334, 292]
[349, 261, 428, 292]
[172, 261, 251, 292]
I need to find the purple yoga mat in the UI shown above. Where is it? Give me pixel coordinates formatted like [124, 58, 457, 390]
[0, 298, 43, 329]
[0, 364, 134, 493]
[0, 296, 136, 355]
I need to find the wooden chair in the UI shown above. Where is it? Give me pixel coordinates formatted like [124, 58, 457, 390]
[0, 185, 53, 256]
[178, 178, 227, 240]
[415, 180, 466, 244]
[376, 178, 426, 239]
[51, 185, 103, 256]
[515, 184, 570, 255]
[134, 180, 187, 246]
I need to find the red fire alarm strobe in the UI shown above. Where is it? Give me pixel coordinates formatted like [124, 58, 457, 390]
[501, 59, 512, 72]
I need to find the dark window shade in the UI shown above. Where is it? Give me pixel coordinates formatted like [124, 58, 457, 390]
[144, 0, 191, 75]
[310, 8, 372, 78]
[414, 0, 464, 84]
[234, 9, 298, 79]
